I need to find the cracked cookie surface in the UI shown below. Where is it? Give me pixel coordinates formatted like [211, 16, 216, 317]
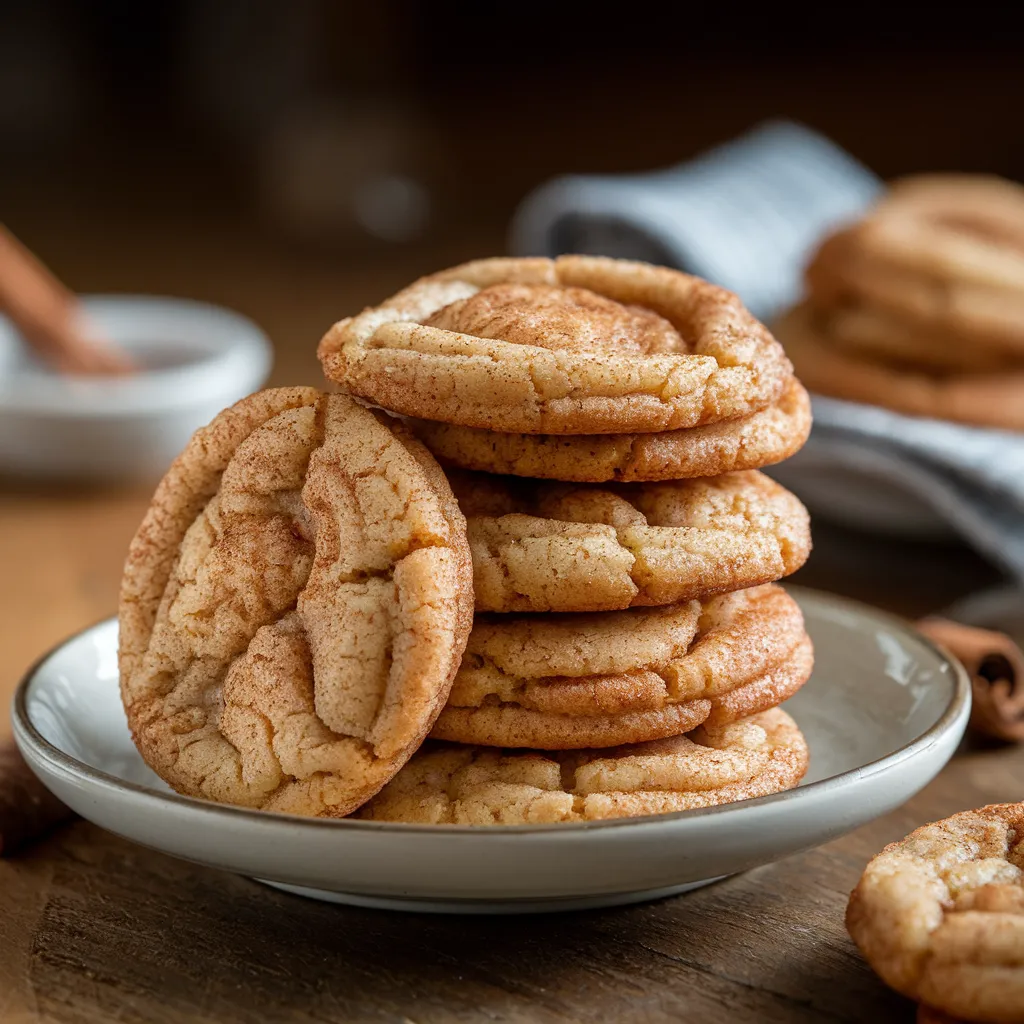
[357, 709, 809, 824]
[411, 379, 811, 482]
[319, 256, 794, 434]
[452, 468, 810, 612]
[118, 387, 474, 817]
[431, 584, 812, 748]
[848, 803, 1024, 1024]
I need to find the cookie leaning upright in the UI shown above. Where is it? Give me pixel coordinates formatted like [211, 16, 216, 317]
[318, 256, 795, 435]
[118, 387, 474, 817]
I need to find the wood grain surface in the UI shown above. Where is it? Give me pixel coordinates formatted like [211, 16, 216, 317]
[0, 190, 1013, 1024]
[2, 737, 1021, 1024]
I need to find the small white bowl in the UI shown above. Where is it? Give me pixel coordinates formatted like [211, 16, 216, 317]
[12, 588, 970, 914]
[0, 296, 272, 482]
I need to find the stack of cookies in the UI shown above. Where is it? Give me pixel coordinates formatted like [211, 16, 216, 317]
[778, 174, 1024, 431]
[119, 255, 815, 826]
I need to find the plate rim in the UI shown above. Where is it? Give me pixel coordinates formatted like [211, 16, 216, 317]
[12, 586, 972, 838]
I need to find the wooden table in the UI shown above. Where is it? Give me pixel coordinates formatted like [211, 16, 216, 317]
[3, 495, 1018, 1024]
[2, 718, 1021, 1024]
[0, 203, 1017, 1023]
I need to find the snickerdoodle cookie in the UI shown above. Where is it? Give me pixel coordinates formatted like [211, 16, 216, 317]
[779, 174, 1024, 430]
[452, 469, 810, 612]
[357, 709, 809, 824]
[808, 175, 1024, 360]
[820, 301, 1013, 374]
[778, 303, 1024, 431]
[319, 256, 794, 434]
[411, 379, 811, 483]
[431, 584, 812, 748]
[119, 387, 473, 817]
[847, 803, 1024, 1024]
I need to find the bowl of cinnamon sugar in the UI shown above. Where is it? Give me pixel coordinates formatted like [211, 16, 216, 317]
[0, 295, 271, 482]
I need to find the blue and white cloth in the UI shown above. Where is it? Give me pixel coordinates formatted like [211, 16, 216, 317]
[511, 120, 881, 323]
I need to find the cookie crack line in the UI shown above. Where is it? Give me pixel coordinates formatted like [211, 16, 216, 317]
[847, 802, 1024, 1021]
[458, 471, 811, 613]
[319, 255, 794, 435]
[358, 710, 809, 823]
[119, 388, 474, 818]
[408, 379, 812, 483]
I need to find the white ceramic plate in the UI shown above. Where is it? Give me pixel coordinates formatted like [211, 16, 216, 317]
[13, 588, 970, 914]
[0, 296, 272, 482]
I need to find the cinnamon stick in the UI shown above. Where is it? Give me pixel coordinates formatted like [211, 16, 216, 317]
[0, 224, 134, 376]
[917, 617, 1024, 743]
[0, 739, 74, 856]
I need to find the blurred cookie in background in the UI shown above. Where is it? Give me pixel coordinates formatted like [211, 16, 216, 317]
[778, 174, 1024, 431]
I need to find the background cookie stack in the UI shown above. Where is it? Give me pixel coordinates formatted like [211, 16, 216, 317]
[317, 255, 817, 825]
[778, 174, 1024, 431]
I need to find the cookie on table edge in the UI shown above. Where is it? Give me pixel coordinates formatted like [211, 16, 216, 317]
[847, 802, 1024, 1024]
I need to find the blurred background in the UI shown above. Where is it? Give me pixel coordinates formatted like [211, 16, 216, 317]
[2, 1, 1022, 693]
[3, 1, 1024, 386]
